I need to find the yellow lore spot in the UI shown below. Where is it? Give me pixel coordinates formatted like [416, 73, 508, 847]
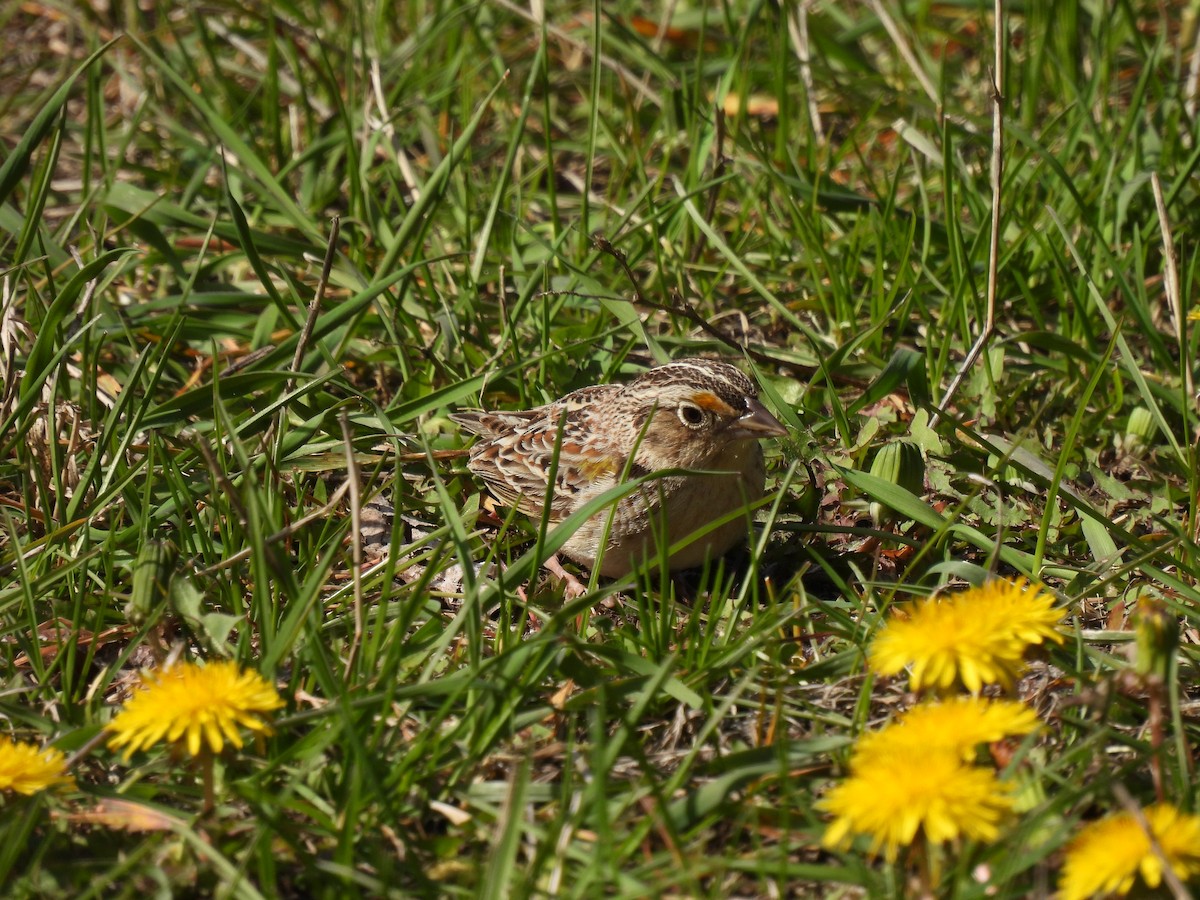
[691, 392, 736, 415]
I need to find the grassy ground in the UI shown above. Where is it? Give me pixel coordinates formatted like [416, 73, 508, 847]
[1, 0, 1198, 896]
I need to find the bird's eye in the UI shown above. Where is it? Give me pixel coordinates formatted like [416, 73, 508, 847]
[677, 403, 707, 429]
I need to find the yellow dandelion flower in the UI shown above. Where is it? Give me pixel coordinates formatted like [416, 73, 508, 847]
[820, 749, 1014, 862]
[107, 660, 284, 760]
[985, 578, 1066, 646]
[1059, 803, 1200, 900]
[870, 578, 1065, 693]
[0, 736, 73, 795]
[853, 697, 1040, 765]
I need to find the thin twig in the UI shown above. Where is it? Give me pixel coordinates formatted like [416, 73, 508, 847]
[288, 216, 341, 396]
[868, 0, 941, 121]
[65, 729, 111, 769]
[340, 412, 364, 677]
[200, 751, 215, 815]
[206, 19, 331, 119]
[690, 108, 727, 265]
[592, 235, 646, 305]
[396, 448, 468, 462]
[1151, 173, 1192, 408]
[591, 236, 818, 378]
[650, 0, 681, 55]
[193, 438, 252, 533]
[788, 0, 824, 143]
[261, 217, 342, 457]
[490, 0, 666, 107]
[932, 0, 1004, 427]
[194, 479, 352, 575]
[1185, 13, 1200, 121]
[369, 62, 421, 199]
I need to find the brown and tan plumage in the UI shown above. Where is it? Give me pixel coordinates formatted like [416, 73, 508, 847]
[451, 358, 788, 578]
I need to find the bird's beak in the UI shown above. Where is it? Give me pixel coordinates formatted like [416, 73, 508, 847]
[731, 398, 789, 439]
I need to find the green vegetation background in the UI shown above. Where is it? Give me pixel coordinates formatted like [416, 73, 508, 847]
[1, 0, 1197, 896]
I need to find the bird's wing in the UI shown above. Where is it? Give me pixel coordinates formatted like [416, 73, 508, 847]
[455, 385, 629, 521]
[449, 409, 543, 440]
